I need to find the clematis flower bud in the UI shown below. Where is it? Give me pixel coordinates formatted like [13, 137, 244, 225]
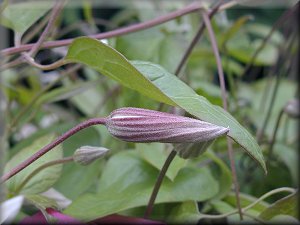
[105, 107, 229, 144]
[73, 146, 109, 166]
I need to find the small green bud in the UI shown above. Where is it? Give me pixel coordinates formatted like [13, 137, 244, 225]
[73, 146, 109, 166]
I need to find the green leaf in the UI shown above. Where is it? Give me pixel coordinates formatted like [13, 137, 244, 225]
[65, 37, 173, 105]
[0, 1, 53, 34]
[25, 194, 58, 210]
[136, 143, 186, 181]
[64, 150, 218, 221]
[168, 201, 200, 224]
[65, 37, 266, 173]
[4, 134, 63, 195]
[259, 193, 298, 221]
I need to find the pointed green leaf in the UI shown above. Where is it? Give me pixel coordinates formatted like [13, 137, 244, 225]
[65, 37, 173, 105]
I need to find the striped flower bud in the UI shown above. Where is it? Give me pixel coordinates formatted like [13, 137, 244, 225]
[105, 107, 229, 144]
[73, 146, 109, 166]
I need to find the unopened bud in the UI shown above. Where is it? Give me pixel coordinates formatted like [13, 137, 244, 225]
[73, 146, 109, 166]
[105, 107, 229, 144]
[284, 99, 299, 119]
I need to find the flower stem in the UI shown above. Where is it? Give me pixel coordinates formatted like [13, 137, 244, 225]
[202, 9, 243, 220]
[144, 150, 177, 219]
[14, 156, 73, 194]
[1, 118, 107, 183]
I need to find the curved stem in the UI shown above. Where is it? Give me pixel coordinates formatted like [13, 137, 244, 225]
[1, 118, 107, 183]
[15, 156, 73, 194]
[21, 55, 68, 70]
[200, 187, 295, 220]
[202, 8, 243, 220]
[144, 150, 177, 219]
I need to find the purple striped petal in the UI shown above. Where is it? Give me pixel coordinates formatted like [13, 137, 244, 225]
[105, 107, 229, 143]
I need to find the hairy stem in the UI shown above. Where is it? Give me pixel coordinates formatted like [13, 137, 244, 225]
[202, 9, 243, 220]
[1, 118, 107, 183]
[15, 156, 73, 194]
[144, 150, 177, 219]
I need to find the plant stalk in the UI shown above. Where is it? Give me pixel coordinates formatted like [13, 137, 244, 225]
[1, 3, 203, 57]
[202, 9, 243, 220]
[144, 150, 177, 219]
[14, 156, 73, 194]
[1, 118, 106, 183]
